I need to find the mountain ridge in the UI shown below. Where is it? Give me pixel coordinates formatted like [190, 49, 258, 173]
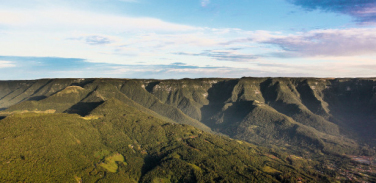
[1, 77, 376, 152]
[1, 77, 376, 182]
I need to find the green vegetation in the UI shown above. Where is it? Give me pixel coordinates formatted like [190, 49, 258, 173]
[0, 98, 329, 182]
[100, 153, 125, 173]
[0, 77, 376, 182]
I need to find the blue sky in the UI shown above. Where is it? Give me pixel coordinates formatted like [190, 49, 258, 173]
[1, 0, 376, 79]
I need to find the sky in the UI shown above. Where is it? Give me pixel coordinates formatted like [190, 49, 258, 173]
[1, 0, 376, 79]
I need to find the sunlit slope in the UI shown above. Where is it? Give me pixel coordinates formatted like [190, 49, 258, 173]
[1, 79, 208, 130]
[5, 85, 91, 113]
[0, 79, 77, 108]
[0, 98, 323, 182]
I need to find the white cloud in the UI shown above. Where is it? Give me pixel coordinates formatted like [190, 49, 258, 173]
[261, 28, 376, 57]
[0, 8, 199, 32]
[0, 61, 16, 68]
[1, 2, 376, 78]
[0, 11, 31, 25]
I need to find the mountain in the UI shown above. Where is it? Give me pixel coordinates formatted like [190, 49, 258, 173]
[0, 98, 322, 182]
[0, 77, 375, 182]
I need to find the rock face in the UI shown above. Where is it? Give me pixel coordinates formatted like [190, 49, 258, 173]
[1, 77, 376, 154]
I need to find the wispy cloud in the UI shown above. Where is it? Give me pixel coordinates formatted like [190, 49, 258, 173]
[261, 28, 376, 57]
[201, 0, 210, 7]
[174, 49, 258, 62]
[0, 55, 253, 79]
[2, 55, 376, 79]
[0, 61, 16, 68]
[218, 28, 376, 58]
[66, 31, 233, 62]
[0, 8, 199, 32]
[68, 35, 117, 45]
[85, 36, 113, 45]
[105, 63, 286, 79]
[287, 0, 376, 24]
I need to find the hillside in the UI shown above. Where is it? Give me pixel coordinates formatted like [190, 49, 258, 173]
[0, 77, 376, 182]
[2, 78, 375, 151]
[1, 98, 329, 182]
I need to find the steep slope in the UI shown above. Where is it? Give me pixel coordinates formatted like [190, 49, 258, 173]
[1, 79, 209, 130]
[143, 78, 230, 121]
[321, 79, 376, 144]
[0, 79, 81, 108]
[141, 78, 370, 154]
[119, 80, 212, 131]
[4, 85, 91, 113]
[232, 102, 358, 154]
[258, 78, 339, 135]
[0, 98, 327, 182]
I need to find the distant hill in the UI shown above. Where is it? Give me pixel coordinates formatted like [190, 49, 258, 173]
[0, 77, 376, 182]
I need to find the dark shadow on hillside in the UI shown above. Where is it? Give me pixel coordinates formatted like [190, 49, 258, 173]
[140, 155, 160, 181]
[27, 96, 47, 101]
[30, 79, 53, 96]
[65, 101, 104, 116]
[259, 78, 276, 103]
[295, 79, 323, 115]
[322, 79, 376, 146]
[200, 79, 239, 128]
[145, 81, 160, 93]
[13, 80, 52, 105]
[259, 79, 302, 116]
[0, 116, 5, 120]
[71, 78, 96, 87]
[9, 83, 36, 101]
[218, 101, 257, 136]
